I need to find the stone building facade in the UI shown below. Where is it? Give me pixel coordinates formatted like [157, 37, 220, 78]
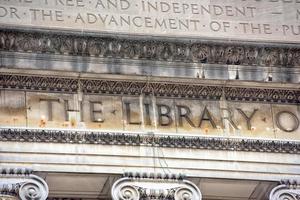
[0, 0, 300, 199]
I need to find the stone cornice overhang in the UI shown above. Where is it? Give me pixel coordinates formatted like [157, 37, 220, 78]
[1, 128, 300, 154]
[0, 71, 299, 104]
[0, 29, 300, 68]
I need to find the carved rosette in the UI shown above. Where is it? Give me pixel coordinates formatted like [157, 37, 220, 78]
[269, 180, 300, 200]
[111, 173, 202, 200]
[0, 168, 48, 200]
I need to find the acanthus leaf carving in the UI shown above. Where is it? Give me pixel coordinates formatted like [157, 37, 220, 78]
[1, 30, 299, 67]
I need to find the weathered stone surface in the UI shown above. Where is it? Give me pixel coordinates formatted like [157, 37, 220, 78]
[1, 135, 300, 182]
[0, 92, 299, 139]
[1, 30, 300, 69]
[0, 73, 299, 104]
[0, 71, 299, 139]
[0, 0, 300, 43]
[0, 91, 26, 127]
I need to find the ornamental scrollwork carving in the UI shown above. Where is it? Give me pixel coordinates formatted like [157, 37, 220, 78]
[261, 48, 281, 67]
[141, 42, 157, 60]
[0, 74, 299, 104]
[1, 128, 300, 155]
[1, 30, 300, 67]
[191, 44, 209, 63]
[173, 43, 189, 62]
[19, 180, 48, 200]
[244, 47, 258, 65]
[225, 46, 244, 65]
[0, 168, 48, 200]
[211, 45, 225, 64]
[118, 185, 139, 200]
[120, 42, 137, 59]
[269, 180, 300, 200]
[111, 173, 201, 200]
[157, 42, 172, 61]
[0, 32, 16, 51]
[286, 49, 300, 66]
[175, 187, 195, 200]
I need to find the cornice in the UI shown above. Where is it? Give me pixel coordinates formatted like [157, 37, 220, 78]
[0, 29, 300, 68]
[1, 128, 300, 154]
[0, 73, 299, 104]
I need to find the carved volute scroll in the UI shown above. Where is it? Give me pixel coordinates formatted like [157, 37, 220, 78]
[269, 180, 300, 200]
[0, 168, 49, 200]
[111, 172, 202, 200]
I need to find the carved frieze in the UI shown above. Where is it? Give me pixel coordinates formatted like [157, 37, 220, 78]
[0, 74, 299, 104]
[1, 128, 300, 154]
[0, 30, 300, 68]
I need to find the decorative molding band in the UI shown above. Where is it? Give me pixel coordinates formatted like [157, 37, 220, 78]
[1, 128, 300, 154]
[0, 167, 49, 200]
[122, 172, 186, 181]
[0, 74, 299, 104]
[0, 30, 300, 68]
[47, 199, 82, 200]
[269, 180, 300, 200]
[112, 172, 201, 200]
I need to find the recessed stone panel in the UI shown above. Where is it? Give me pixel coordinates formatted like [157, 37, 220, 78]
[1, 91, 299, 140]
[0, 0, 299, 42]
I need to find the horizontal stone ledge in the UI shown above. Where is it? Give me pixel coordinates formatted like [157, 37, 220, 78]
[1, 128, 300, 154]
[0, 73, 299, 104]
[0, 29, 300, 68]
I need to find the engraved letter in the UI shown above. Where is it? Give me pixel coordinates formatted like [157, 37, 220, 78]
[177, 105, 195, 127]
[124, 102, 141, 125]
[90, 101, 104, 122]
[276, 111, 299, 132]
[236, 108, 258, 130]
[39, 99, 59, 121]
[198, 106, 217, 128]
[157, 104, 173, 126]
[221, 108, 238, 130]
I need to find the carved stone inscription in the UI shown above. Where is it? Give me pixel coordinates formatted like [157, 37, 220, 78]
[1, 91, 299, 140]
[0, 0, 300, 42]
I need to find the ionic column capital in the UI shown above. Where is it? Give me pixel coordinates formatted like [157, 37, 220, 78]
[112, 172, 202, 200]
[0, 168, 48, 200]
[269, 180, 300, 200]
